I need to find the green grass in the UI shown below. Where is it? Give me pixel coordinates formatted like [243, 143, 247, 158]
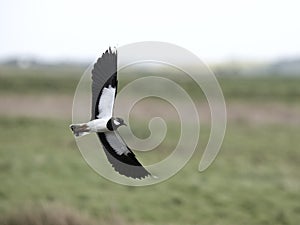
[1, 66, 300, 224]
[0, 66, 82, 94]
[218, 76, 300, 102]
[1, 65, 300, 102]
[0, 117, 299, 225]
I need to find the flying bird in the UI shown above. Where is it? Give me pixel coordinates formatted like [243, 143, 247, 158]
[70, 48, 151, 179]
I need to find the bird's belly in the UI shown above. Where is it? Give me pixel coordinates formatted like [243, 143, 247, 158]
[87, 119, 109, 132]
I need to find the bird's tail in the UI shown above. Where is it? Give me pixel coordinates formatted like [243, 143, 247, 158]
[69, 123, 90, 137]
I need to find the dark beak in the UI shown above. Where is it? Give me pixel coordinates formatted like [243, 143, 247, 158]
[123, 122, 127, 126]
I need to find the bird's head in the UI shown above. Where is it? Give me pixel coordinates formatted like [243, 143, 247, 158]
[107, 117, 127, 130]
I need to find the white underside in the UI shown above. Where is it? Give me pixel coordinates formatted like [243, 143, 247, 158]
[87, 118, 110, 132]
[71, 118, 110, 138]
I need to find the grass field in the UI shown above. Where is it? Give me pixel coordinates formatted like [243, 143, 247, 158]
[0, 65, 299, 225]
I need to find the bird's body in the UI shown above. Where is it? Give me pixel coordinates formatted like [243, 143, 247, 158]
[70, 48, 151, 179]
[70, 118, 110, 137]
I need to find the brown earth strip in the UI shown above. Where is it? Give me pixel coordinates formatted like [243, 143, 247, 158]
[0, 94, 299, 125]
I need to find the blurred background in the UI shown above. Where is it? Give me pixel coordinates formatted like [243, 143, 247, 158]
[0, 0, 299, 224]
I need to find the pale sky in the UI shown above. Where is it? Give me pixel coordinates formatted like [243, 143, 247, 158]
[0, 0, 299, 63]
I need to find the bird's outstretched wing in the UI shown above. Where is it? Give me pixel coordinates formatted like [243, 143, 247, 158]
[92, 48, 151, 179]
[91, 47, 117, 120]
[97, 131, 151, 179]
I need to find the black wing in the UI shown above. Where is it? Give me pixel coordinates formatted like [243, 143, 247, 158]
[91, 47, 118, 120]
[97, 131, 151, 179]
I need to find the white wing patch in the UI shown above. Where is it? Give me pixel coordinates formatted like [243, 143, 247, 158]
[97, 85, 116, 119]
[114, 120, 120, 126]
[105, 132, 131, 155]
